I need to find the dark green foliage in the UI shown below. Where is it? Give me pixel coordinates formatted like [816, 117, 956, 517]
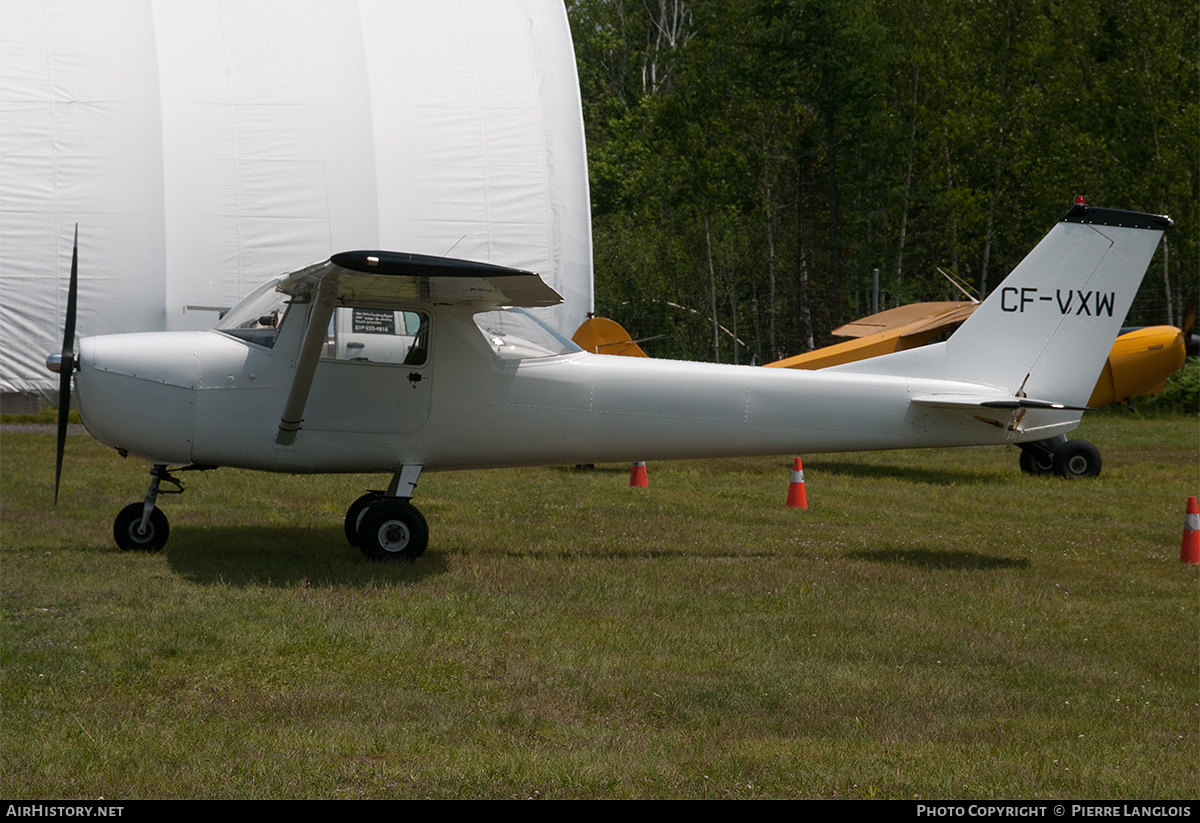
[1129, 357, 1200, 416]
[568, 0, 1198, 362]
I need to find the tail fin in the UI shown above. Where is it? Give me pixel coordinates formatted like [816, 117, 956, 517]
[831, 204, 1171, 406]
[572, 317, 650, 357]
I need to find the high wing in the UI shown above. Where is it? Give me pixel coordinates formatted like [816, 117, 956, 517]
[278, 250, 563, 309]
[274, 251, 562, 445]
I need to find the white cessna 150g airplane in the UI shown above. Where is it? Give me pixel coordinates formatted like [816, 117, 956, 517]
[49, 201, 1171, 559]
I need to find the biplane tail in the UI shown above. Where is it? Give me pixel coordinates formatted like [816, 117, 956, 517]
[830, 203, 1171, 408]
[571, 317, 650, 357]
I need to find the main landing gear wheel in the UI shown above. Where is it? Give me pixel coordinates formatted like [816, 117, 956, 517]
[1018, 436, 1101, 479]
[1053, 439, 1102, 479]
[344, 491, 384, 548]
[1018, 448, 1055, 476]
[357, 500, 429, 561]
[113, 503, 169, 552]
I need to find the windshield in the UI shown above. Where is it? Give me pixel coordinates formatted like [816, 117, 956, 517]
[213, 277, 293, 348]
[473, 308, 582, 360]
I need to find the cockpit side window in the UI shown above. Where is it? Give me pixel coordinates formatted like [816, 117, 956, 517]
[321, 307, 430, 366]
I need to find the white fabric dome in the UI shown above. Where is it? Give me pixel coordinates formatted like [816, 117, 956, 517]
[0, 0, 592, 394]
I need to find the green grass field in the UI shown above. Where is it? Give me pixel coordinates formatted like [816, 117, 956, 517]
[2, 413, 1196, 799]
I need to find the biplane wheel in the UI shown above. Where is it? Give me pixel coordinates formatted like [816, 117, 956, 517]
[113, 503, 169, 552]
[1053, 439, 1102, 479]
[344, 491, 384, 548]
[357, 500, 428, 561]
[1018, 449, 1054, 476]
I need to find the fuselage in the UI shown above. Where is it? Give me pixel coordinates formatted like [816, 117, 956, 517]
[74, 300, 1078, 474]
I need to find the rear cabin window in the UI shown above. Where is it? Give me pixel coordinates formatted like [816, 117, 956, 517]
[473, 307, 581, 360]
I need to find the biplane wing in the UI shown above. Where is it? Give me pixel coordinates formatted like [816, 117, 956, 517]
[829, 301, 977, 339]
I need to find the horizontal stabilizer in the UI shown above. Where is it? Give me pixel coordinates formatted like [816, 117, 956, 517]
[910, 394, 1090, 412]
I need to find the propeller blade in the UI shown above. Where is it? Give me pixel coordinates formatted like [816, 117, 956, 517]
[1184, 302, 1198, 357]
[54, 226, 79, 505]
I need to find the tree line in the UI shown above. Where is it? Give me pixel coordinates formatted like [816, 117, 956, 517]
[567, 0, 1198, 363]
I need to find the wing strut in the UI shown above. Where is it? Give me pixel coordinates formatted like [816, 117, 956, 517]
[275, 277, 337, 447]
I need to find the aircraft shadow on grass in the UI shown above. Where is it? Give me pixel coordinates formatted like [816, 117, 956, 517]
[809, 461, 1004, 486]
[164, 523, 791, 580]
[165, 526, 448, 587]
[846, 547, 1031, 571]
[493, 547, 784, 561]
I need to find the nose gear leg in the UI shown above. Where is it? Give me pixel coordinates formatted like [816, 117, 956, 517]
[112, 464, 210, 552]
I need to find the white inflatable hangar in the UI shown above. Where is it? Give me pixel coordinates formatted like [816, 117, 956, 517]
[0, 0, 593, 407]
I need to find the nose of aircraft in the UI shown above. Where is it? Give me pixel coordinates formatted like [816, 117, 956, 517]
[1088, 325, 1188, 407]
[72, 332, 203, 464]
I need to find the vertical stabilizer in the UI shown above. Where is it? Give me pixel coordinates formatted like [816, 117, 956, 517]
[830, 204, 1171, 407]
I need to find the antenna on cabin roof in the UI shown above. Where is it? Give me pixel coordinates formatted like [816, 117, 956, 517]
[442, 235, 467, 258]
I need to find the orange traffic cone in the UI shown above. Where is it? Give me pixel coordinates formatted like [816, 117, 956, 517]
[786, 457, 808, 509]
[629, 461, 649, 488]
[1181, 496, 1199, 565]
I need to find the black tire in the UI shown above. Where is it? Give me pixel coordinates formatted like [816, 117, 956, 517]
[344, 491, 384, 547]
[1019, 448, 1054, 475]
[1053, 439, 1102, 479]
[113, 502, 169, 552]
[357, 500, 429, 561]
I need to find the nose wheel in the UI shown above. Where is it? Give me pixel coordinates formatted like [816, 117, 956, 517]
[110, 464, 199, 552]
[113, 502, 169, 552]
